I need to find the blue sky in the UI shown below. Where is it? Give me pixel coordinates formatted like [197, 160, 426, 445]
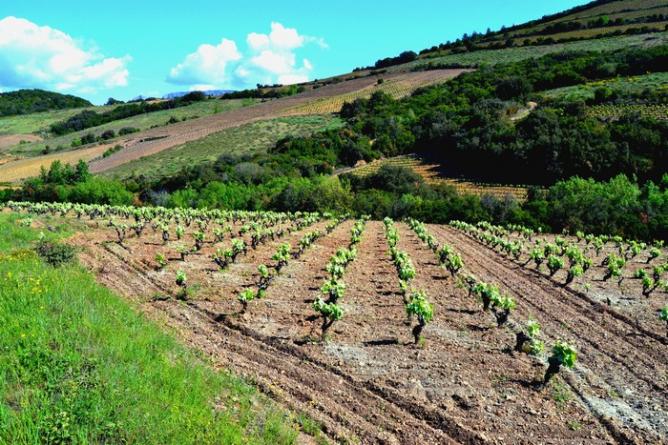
[0, 0, 588, 104]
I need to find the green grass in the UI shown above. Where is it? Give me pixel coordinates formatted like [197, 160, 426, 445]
[0, 212, 302, 444]
[8, 99, 258, 158]
[540, 72, 668, 101]
[409, 32, 668, 68]
[104, 115, 344, 182]
[0, 105, 117, 137]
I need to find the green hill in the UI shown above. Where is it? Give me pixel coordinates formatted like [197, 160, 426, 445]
[0, 89, 92, 117]
[418, 0, 668, 60]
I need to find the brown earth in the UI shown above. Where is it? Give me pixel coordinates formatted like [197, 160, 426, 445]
[51, 215, 668, 444]
[0, 134, 42, 150]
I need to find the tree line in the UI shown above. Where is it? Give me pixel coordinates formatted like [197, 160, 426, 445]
[0, 89, 91, 117]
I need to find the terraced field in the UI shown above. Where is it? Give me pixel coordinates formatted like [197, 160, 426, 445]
[342, 155, 530, 202]
[6, 201, 667, 444]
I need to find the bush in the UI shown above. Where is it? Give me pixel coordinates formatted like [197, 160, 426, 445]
[119, 127, 139, 135]
[100, 129, 116, 140]
[56, 177, 134, 206]
[35, 239, 76, 267]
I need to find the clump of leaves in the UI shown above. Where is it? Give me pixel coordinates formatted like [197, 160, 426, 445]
[660, 306, 668, 337]
[155, 252, 167, 269]
[492, 295, 516, 327]
[642, 276, 657, 297]
[257, 264, 272, 289]
[175, 270, 188, 300]
[175, 244, 191, 262]
[565, 264, 584, 286]
[194, 231, 205, 251]
[272, 243, 291, 273]
[238, 289, 255, 314]
[647, 247, 661, 264]
[547, 255, 564, 277]
[321, 278, 345, 303]
[472, 282, 499, 312]
[529, 247, 545, 268]
[312, 298, 343, 340]
[405, 291, 434, 345]
[603, 254, 625, 281]
[515, 320, 544, 356]
[544, 341, 577, 385]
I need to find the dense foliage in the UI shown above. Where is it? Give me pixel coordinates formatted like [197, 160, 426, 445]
[341, 45, 668, 185]
[0, 89, 91, 116]
[5, 160, 133, 206]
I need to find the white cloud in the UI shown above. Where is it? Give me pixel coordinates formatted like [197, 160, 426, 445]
[168, 22, 325, 90]
[247, 22, 304, 50]
[167, 38, 241, 86]
[0, 16, 130, 94]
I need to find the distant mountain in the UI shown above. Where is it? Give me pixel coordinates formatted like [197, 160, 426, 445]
[163, 90, 235, 99]
[0, 89, 91, 117]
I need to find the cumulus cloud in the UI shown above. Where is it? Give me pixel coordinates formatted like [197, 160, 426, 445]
[167, 38, 241, 86]
[167, 22, 325, 90]
[0, 16, 130, 93]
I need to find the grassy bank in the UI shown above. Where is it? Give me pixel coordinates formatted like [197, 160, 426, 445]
[0, 213, 301, 444]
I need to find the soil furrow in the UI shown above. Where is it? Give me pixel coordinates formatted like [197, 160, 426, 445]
[433, 225, 668, 442]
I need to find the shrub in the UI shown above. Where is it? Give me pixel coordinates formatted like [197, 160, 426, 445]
[118, 127, 139, 135]
[100, 129, 116, 140]
[35, 238, 76, 267]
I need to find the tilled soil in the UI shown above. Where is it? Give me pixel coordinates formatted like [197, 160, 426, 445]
[432, 225, 668, 444]
[68, 219, 667, 444]
[476, 230, 668, 337]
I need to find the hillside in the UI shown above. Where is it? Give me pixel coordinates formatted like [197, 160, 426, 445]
[416, 0, 668, 61]
[0, 89, 91, 117]
[0, 69, 461, 182]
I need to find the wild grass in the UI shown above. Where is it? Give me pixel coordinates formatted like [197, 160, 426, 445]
[0, 105, 117, 137]
[0, 212, 302, 444]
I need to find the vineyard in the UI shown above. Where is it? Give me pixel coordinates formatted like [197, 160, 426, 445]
[343, 155, 531, 201]
[587, 103, 668, 121]
[284, 70, 466, 115]
[541, 72, 668, 102]
[410, 32, 668, 70]
[4, 201, 667, 444]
